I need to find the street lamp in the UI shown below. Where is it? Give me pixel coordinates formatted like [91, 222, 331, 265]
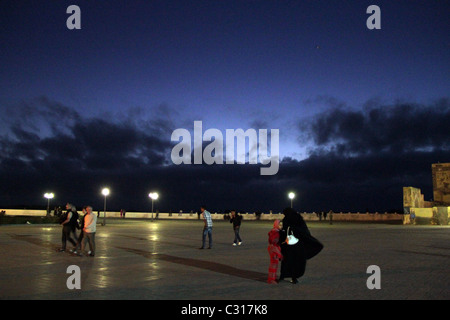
[288, 192, 295, 208]
[148, 192, 159, 221]
[102, 188, 110, 226]
[44, 193, 54, 216]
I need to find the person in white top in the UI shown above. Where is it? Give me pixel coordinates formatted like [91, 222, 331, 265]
[81, 206, 97, 256]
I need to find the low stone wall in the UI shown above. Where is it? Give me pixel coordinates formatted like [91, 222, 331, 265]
[403, 206, 450, 225]
[0, 209, 49, 217]
[0, 208, 404, 223]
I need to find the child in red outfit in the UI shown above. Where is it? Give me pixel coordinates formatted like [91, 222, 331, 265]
[267, 219, 283, 284]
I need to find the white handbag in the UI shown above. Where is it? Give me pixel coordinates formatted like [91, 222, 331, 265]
[286, 227, 299, 245]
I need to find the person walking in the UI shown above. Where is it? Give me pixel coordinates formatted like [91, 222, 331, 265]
[81, 206, 97, 256]
[199, 205, 213, 249]
[59, 203, 78, 252]
[229, 210, 243, 246]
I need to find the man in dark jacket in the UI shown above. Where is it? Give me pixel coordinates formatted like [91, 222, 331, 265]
[59, 203, 78, 252]
[230, 210, 243, 246]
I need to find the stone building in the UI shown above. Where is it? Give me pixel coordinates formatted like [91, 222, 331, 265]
[432, 162, 450, 206]
[402, 162, 450, 225]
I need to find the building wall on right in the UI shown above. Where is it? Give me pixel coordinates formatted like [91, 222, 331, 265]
[432, 163, 450, 205]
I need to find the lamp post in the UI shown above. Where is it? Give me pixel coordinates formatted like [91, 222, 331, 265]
[148, 192, 159, 222]
[102, 188, 110, 226]
[44, 193, 54, 216]
[288, 192, 295, 208]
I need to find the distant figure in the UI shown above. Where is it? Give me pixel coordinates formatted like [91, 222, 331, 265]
[81, 206, 97, 257]
[229, 210, 243, 246]
[410, 212, 416, 225]
[280, 207, 323, 284]
[55, 206, 63, 217]
[199, 205, 213, 249]
[267, 219, 283, 284]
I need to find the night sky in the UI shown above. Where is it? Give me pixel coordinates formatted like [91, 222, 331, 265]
[1, 0, 449, 213]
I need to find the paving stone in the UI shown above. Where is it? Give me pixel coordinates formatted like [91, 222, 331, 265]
[0, 219, 448, 300]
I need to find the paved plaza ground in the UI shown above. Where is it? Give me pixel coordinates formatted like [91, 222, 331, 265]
[0, 219, 448, 300]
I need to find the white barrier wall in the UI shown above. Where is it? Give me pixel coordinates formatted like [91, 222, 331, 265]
[1, 209, 404, 222]
[0, 209, 48, 216]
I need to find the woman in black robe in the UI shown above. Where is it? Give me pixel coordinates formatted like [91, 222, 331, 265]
[279, 207, 323, 284]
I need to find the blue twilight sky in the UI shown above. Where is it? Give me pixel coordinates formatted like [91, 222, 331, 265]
[0, 0, 449, 212]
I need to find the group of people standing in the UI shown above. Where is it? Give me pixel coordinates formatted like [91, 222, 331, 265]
[58, 202, 322, 283]
[267, 207, 324, 284]
[199, 206, 243, 249]
[199, 205, 323, 285]
[59, 203, 97, 256]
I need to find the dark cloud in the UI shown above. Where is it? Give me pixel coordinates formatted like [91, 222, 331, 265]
[1, 97, 448, 213]
[303, 98, 450, 156]
[0, 97, 174, 210]
[289, 98, 450, 211]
